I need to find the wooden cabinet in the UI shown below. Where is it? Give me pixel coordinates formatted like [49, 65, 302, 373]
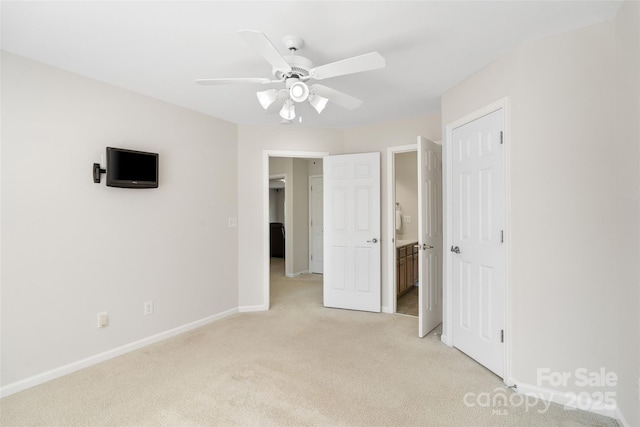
[397, 243, 419, 296]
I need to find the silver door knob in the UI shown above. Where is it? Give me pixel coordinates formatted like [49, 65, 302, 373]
[415, 244, 434, 250]
[367, 238, 378, 243]
[450, 246, 461, 254]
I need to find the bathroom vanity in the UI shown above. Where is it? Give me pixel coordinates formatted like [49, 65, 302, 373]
[396, 240, 418, 297]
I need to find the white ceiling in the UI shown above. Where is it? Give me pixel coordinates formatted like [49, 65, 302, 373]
[1, 1, 622, 129]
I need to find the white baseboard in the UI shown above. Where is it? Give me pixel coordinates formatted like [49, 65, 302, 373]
[285, 270, 310, 278]
[614, 407, 631, 427]
[238, 304, 268, 313]
[381, 305, 392, 314]
[515, 379, 622, 423]
[0, 307, 238, 398]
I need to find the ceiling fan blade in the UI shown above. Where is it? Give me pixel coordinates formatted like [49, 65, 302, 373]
[196, 78, 275, 85]
[238, 30, 292, 74]
[309, 52, 385, 80]
[311, 84, 363, 110]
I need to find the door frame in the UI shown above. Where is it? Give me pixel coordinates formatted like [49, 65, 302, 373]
[263, 150, 329, 309]
[269, 172, 287, 269]
[386, 144, 417, 314]
[308, 174, 323, 274]
[442, 97, 513, 385]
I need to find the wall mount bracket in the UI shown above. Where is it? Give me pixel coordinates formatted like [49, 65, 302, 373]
[93, 163, 106, 183]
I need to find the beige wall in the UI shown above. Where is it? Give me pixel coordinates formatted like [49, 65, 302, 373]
[308, 158, 323, 176]
[268, 188, 285, 223]
[442, 10, 639, 423]
[395, 151, 419, 241]
[1, 53, 239, 389]
[292, 159, 310, 274]
[614, 1, 640, 425]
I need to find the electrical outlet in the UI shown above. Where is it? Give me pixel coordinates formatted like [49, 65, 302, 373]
[97, 311, 109, 328]
[228, 217, 237, 228]
[144, 301, 154, 316]
[403, 215, 412, 223]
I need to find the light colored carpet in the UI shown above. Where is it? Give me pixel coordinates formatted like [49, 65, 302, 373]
[0, 259, 618, 426]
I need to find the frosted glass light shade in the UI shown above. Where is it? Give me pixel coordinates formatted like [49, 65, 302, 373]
[279, 99, 296, 120]
[256, 89, 278, 110]
[309, 94, 329, 114]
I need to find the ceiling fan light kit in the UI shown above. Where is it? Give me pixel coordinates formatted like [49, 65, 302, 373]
[196, 29, 386, 124]
[289, 81, 309, 102]
[279, 99, 296, 121]
[256, 88, 278, 109]
[308, 93, 329, 114]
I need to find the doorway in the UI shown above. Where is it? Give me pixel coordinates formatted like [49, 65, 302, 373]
[387, 140, 443, 336]
[394, 150, 419, 317]
[264, 151, 327, 308]
[387, 144, 419, 315]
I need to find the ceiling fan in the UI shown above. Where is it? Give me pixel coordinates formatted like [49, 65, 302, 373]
[196, 30, 386, 124]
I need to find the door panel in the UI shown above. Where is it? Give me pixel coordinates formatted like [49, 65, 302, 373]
[418, 137, 443, 337]
[451, 109, 505, 378]
[324, 152, 381, 312]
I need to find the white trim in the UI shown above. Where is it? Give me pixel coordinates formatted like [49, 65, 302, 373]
[614, 406, 632, 427]
[0, 308, 238, 398]
[442, 97, 513, 385]
[285, 270, 310, 278]
[515, 380, 622, 422]
[385, 144, 417, 314]
[308, 174, 322, 274]
[238, 305, 269, 313]
[263, 150, 329, 310]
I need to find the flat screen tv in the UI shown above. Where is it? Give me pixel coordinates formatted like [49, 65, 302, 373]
[106, 147, 159, 188]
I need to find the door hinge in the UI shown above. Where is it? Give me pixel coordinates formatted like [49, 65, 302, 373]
[310, 186, 312, 192]
[500, 131, 504, 145]
[501, 230, 504, 243]
[311, 219, 313, 227]
[501, 329, 504, 343]
[310, 254, 313, 261]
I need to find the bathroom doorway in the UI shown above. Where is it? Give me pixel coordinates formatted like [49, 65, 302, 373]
[393, 150, 419, 317]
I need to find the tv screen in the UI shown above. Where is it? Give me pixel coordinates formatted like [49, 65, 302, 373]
[106, 147, 159, 188]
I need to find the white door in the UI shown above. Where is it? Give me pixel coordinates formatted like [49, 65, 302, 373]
[309, 175, 324, 274]
[324, 152, 381, 312]
[451, 109, 506, 377]
[418, 137, 443, 337]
